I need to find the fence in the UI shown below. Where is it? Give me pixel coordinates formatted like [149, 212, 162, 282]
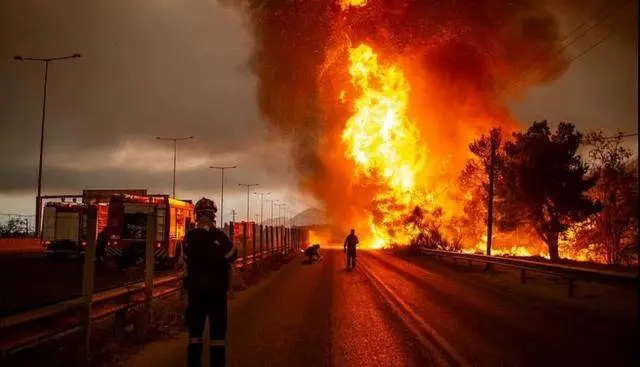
[0, 217, 308, 363]
[417, 247, 637, 297]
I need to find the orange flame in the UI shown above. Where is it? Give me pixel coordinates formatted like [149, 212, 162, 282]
[330, 0, 599, 261]
[338, 0, 368, 10]
[341, 44, 427, 248]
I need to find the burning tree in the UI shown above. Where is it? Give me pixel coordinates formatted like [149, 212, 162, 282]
[499, 121, 599, 261]
[570, 132, 638, 265]
[458, 129, 506, 247]
[403, 206, 463, 251]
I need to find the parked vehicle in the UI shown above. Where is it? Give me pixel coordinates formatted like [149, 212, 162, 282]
[41, 202, 105, 259]
[105, 194, 194, 268]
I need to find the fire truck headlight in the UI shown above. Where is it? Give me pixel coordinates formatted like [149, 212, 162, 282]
[155, 242, 162, 249]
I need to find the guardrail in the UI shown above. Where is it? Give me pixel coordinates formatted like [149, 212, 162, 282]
[418, 247, 637, 297]
[0, 247, 298, 360]
[0, 238, 41, 254]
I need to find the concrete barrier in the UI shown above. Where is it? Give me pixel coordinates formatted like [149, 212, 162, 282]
[0, 238, 42, 254]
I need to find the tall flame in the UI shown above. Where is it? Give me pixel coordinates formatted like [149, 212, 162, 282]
[341, 44, 426, 248]
[223, 0, 579, 257]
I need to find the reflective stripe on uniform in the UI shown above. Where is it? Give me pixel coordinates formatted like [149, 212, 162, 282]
[189, 337, 204, 344]
[210, 339, 226, 347]
[225, 247, 237, 259]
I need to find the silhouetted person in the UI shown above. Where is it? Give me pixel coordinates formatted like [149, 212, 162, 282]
[344, 229, 359, 269]
[184, 197, 237, 367]
[304, 244, 321, 263]
[95, 226, 110, 262]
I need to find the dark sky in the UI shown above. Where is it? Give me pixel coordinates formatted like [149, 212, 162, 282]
[0, 0, 637, 219]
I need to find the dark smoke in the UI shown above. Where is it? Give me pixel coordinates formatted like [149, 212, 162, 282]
[221, 0, 575, 224]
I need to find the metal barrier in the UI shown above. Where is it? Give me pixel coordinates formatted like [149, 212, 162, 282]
[418, 247, 637, 297]
[1, 221, 307, 361]
[0, 248, 297, 358]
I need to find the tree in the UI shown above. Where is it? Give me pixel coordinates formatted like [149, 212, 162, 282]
[499, 121, 599, 261]
[404, 206, 460, 250]
[460, 128, 518, 248]
[571, 132, 638, 264]
[460, 129, 499, 231]
[0, 217, 29, 237]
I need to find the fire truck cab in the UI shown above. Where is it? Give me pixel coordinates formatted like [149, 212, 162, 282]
[105, 194, 194, 268]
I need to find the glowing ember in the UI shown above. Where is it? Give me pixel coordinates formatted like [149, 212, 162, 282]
[341, 44, 426, 248]
[338, 0, 367, 10]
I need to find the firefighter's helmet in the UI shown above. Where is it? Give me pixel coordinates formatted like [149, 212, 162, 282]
[194, 197, 218, 221]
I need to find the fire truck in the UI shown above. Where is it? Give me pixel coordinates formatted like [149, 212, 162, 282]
[41, 201, 107, 259]
[103, 194, 194, 268]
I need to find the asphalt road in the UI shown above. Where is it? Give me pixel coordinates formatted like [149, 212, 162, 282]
[124, 249, 638, 367]
[0, 253, 174, 316]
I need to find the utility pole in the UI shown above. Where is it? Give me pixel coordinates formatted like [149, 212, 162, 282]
[14, 53, 82, 235]
[486, 135, 497, 257]
[156, 136, 194, 198]
[239, 183, 259, 222]
[253, 192, 270, 225]
[210, 165, 237, 227]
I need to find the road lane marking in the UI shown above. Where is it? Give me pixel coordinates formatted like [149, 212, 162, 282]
[359, 257, 471, 367]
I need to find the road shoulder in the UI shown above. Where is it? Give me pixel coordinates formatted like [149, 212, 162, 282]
[121, 255, 302, 367]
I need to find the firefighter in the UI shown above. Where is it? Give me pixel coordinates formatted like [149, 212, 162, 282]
[184, 197, 237, 367]
[96, 227, 109, 262]
[344, 228, 359, 270]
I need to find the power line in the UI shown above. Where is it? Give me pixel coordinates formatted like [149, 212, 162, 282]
[502, 0, 634, 94]
[561, 2, 614, 40]
[583, 132, 638, 146]
[566, 13, 638, 64]
[602, 132, 638, 140]
[559, 0, 632, 52]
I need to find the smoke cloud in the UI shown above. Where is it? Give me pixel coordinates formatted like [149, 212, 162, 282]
[220, 0, 588, 227]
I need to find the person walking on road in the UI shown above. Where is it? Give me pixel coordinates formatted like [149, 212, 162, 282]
[184, 197, 238, 367]
[344, 228, 359, 270]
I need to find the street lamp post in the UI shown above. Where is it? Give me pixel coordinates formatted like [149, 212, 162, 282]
[273, 200, 279, 226]
[283, 204, 288, 227]
[238, 184, 259, 222]
[276, 203, 286, 227]
[288, 208, 294, 227]
[253, 192, 270, 225]
[14, 53, 82, 235]
[156, 136, 194, 198]
[210, 165, 237, 227]
[266, 199, 274, 225]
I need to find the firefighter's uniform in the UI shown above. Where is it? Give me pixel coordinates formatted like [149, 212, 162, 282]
[184, 198, 237, 367]
[344, 231, 359, 269]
